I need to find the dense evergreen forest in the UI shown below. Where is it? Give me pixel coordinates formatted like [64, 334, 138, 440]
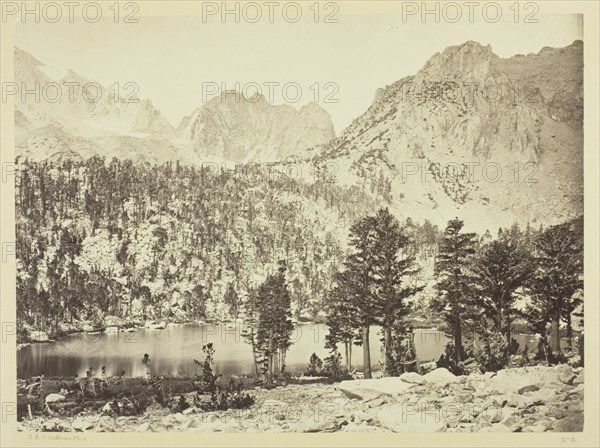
[15, 157, 430, 336]
[14, 157, 371, 333]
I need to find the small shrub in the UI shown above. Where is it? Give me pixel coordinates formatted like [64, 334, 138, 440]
[436, 344, 468, 375]
[323, 351, 351, 380]
[305, 353, 324, 376]
[176, 395, 189, 412]
[193, 343, 255, 411]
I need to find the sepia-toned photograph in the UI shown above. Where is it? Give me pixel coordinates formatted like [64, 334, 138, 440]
[1, 1, 598, 444]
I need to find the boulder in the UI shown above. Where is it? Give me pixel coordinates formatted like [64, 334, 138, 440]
[96, 415, 116, 432]
[492, 394, 528, 408]
[572, 373, 584, 386]
[424, 368, 458, 385]
[104, 315, 126, 327]
[80, 322, 95, 332]
[102, 402, 114, 415]
[518, 385, 540, 395]
[378, 404, 447, 432]
[135, 422, 151, 432]
[45, 393, 65, 403]
[338, 378, 415, 401]
[182, 406, 197, 415]
[400, 372, 427, 385]
[487, 366, 564, 395]
[555, 414, 583, 432]
[28, 330, 49, 342]
[302, 421, 338, 433]
[71, 416, 94, 431]
[556, 364, 577, 385]
[482, 371, 497, 380]
[149, 321, 166, 329]
[523, 424, 547, 432]
[366, 397, 387, 408]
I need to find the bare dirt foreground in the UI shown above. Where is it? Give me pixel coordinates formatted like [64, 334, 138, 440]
[18, 365, 583, 433]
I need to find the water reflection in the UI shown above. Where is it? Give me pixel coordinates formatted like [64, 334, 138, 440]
[18, 324, 491, 378]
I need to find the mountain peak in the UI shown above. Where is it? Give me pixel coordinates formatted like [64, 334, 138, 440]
[419, 40, 494, 81]
[182, 95, 335, 162]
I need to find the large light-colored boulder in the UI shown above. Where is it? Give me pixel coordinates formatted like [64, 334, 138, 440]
[45, 393, 65, 403]
[556, 364, 577, 385]
[378, 404, 447, 432]
[400, 372, 427, 385]
[338, 378, 415, 401]
[485, 366, 565, 395]
[135, 422, 150, 432]
[101, 402, 114, 415]
[28, 330, 49, 342]
[80, 322, 95, 332]
[424, 368, 458, 385]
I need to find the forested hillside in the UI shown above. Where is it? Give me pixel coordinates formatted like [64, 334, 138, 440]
[15, 157, 379, 335]
[15, 157, 450, 338]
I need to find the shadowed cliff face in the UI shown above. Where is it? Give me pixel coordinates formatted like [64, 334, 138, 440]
[180, 92, 335, 162]
[303, 41, 583, 232]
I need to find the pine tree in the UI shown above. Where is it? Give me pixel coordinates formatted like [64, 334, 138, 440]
[240, 286, 261, 376]
[471, 227, 534, 363]
[336, 214, 379, 378]
[432, 217, 478, 364]
[324, 273, 362, 372]
[254, 261, 294, 383]
[371, 208, 423, 376]
[526, 219, 583, 360]
[224, 283, 239, 319]
[327, 208, 423, 378]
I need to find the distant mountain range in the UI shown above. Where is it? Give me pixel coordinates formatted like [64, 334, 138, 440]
[14, 41, 583, 231]
[14, 47, 335, 164]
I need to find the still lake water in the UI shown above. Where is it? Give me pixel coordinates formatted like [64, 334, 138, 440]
[16, 324, 541, 379]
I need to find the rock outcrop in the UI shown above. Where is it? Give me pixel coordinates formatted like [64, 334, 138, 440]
[301, 40, 583, 232]
[180, 92, 335, 162]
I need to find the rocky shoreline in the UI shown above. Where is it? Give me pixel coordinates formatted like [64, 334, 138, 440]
[17, 364, 583, 433]
[18, 316, 330, 350]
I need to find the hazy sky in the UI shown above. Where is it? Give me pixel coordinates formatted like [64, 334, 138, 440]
[15, 12, 582, 132]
